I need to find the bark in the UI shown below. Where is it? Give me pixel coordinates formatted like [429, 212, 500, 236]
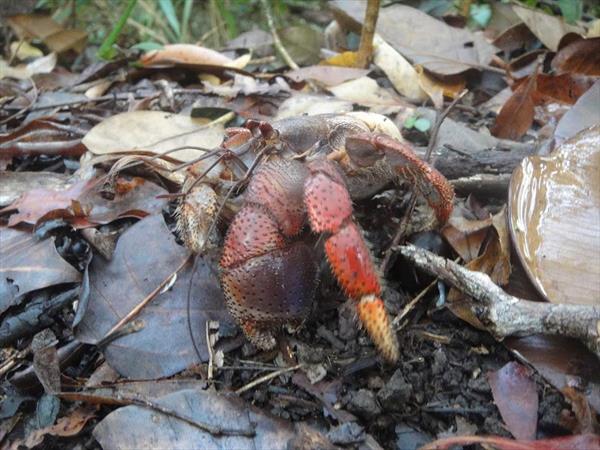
[399, 244, 600, 357]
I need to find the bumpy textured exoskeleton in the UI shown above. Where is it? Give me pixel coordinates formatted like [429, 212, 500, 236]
[178, 113, 454, 363]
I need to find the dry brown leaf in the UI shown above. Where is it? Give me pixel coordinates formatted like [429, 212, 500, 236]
[7, 14, 86, 54]
[141, 44, 233, 67]
[491, 75, 536, 140]
[552, 37, 600, 76]
[513, 4, 584, 51]
[372, 35, 428, 102]
[82, 111, 225, 162]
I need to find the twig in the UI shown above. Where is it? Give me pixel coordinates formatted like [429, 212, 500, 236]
[102, 255, 191, 340]
[356, 0, 380, 68]
[392, 278, 437, 329]
[206, 321, 215, 380]
[260, 0, 299, 70]
[425, 89, 468, 161]
[60, 391, 256, 437]
[399, 244, 600, 357]
[0, 77, 38, 125]
[235, 364, 302, 395]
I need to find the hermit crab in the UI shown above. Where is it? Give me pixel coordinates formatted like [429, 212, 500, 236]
[176, 113, 454, 362]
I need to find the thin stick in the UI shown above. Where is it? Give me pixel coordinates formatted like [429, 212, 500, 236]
[425, 89, 468, 161]
[235, 364, 302, 395]
[59, 391, 256, 437]
[260, 0, 299, 70]
[0, 77, 38, 125]
[356, 0, 381, 68]
[103, 255, 191, 340]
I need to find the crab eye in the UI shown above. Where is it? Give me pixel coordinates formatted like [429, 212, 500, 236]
[345, 135, 384, 168]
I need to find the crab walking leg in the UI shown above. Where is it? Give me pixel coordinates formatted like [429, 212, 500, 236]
[304, 159, 400, 362]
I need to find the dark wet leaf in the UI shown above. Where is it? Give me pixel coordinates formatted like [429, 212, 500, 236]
[0, 228, 80, 314]
[279, 25, 323, 67]
[487, 362, 538, 440]
[93, 389, 302, 450]
[75, 214, 230, 378]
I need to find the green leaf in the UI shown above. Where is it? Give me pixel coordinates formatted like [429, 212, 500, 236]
[558, 0, 582, 24]
[469, 3, 492, 28]
[159, 0, 181, 38]
[97, 0, 138, 60]
[403, 116, 417, 129]
[414, 117, 432, 132]
[131, 41, 164, 52]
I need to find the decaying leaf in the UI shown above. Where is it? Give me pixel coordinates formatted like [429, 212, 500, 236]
[9, 406, 96, 449]
[75, 214, 230, 379]
[491, 74, 536, 140]
[552, 37, 600, 76]
[372, 35, 428, 103]
[487, 362, 538, 440]
[513, 4, 584, 51]
[509, 125, 600, 305]
[7, 14, 87, 54]
[0, 228, 81, 314]
[3, 175, 167, 228]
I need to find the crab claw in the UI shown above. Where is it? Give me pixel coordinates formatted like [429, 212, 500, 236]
[345, 133, 454, 224]
[305, 159, 400, 362]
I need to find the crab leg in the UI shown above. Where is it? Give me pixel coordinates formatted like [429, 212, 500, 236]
[345, 133, 454, 224]
[304, 159, 399, 362]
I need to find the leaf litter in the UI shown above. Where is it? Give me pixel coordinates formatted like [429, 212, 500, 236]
[1, 2, 599, 449]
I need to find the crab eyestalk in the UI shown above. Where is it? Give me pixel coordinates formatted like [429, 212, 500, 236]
[304, 159, 400, 362]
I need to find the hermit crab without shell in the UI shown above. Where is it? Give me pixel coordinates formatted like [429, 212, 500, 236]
[176, 112, 454, 363]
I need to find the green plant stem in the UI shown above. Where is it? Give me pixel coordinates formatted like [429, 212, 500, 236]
[97, 0, 139, 60]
